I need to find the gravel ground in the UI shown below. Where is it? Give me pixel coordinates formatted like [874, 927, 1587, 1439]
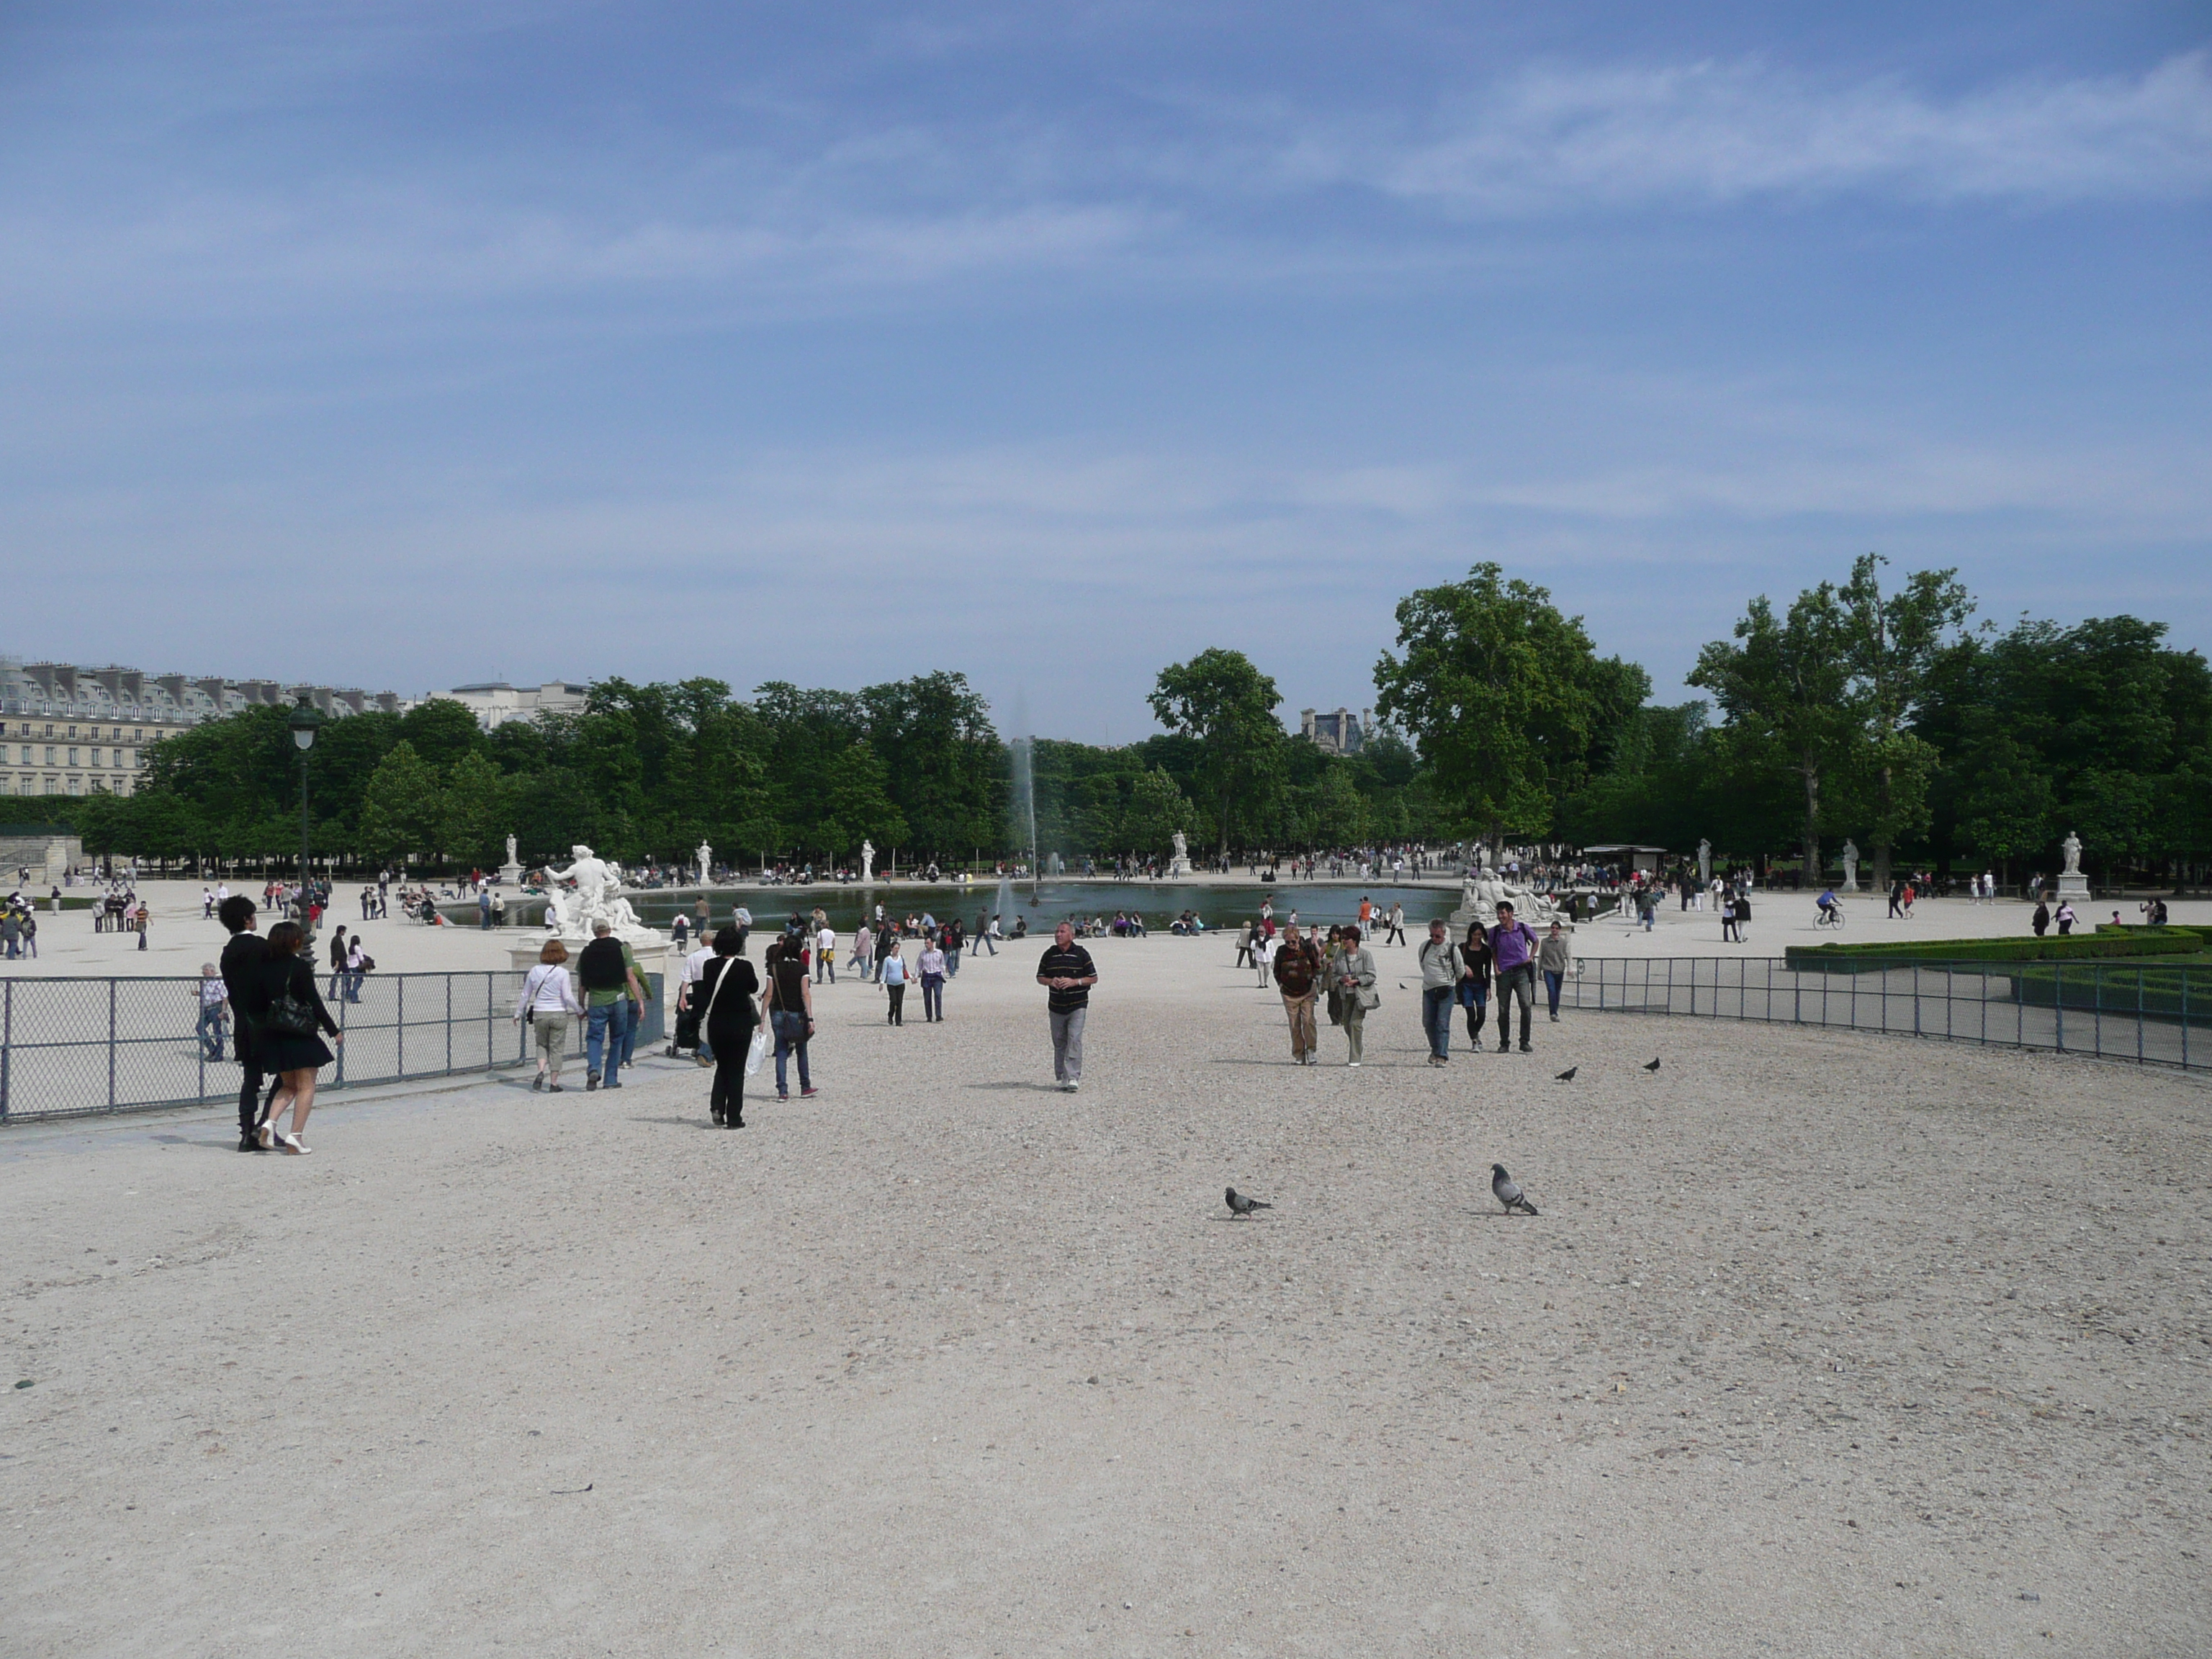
[4, 938, 2208, 1656]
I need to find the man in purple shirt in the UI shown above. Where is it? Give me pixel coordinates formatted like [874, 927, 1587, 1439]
[1488, 901, 1539, 1053]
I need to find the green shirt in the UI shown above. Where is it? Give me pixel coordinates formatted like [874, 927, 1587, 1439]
[585, 941, 655, 1007]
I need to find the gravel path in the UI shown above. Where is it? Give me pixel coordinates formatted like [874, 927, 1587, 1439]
[4, 939, 2207, 1655]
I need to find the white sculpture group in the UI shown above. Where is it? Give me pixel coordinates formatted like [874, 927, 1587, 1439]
[542, 844, 653, 941]
[1449, 847, 1567, 932]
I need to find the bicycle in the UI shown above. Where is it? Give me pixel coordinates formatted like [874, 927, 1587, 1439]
[1815, 904, 1846, 930]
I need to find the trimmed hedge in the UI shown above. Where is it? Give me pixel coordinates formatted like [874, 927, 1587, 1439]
[2013, 957, 2212, 1025]
[1785, 927, 2208, 973]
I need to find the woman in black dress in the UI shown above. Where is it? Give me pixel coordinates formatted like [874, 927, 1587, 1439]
[696, 925, 760, 1128]
[252, 920, 342, 1155]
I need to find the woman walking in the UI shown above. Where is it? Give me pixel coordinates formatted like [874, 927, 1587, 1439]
[1330, 924, 1377, 1066]
[1538, 921, 1570, 1022]
[919, 933, 948, 1021]
[250, 920, 341, 1155]
[1457, 922, 1493, 1051]
[879, 938, 908, 1025]
[514, 938, 583, 1092]
[696, 926, 760, 1127]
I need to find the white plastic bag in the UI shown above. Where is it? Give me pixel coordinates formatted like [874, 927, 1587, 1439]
[744, 1026, 768, 1077]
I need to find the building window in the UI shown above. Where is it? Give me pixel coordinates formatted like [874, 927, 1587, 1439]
[15, 745, 25, 764]
[67, 776, 81, 795]
[66, 747, 78, 767]
[45, 746, 57, 765]
[43, 776, 58, 794]
[133, 727, 143, 740]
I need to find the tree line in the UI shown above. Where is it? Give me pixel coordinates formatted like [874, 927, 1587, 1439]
[66, 559, 2211, 884]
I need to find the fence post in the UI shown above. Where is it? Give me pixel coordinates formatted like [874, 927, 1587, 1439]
[1, 979, 11, 1121]
[108, 978, 117, 1111]
[2054, 964, 2065, 1053]
[2136, 967, 2144, 1065]
[397, 975, 406, 1078]
[335, 974, 348, 1088]
[2092, 963, 2103, 1059]
[446, 974, 454, 1074]
[485, 973, 493, 1069]
[1913, 963, 1922, 1038]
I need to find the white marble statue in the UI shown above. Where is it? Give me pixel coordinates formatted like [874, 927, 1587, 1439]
[505, 834, 518, 867]
[1841, 838, 1860, 892]
[860, 840, 876, 882]
[1697, 837, 1712, 886]
[2062, 830, 2082, 875]
[2055, 829, 2090, 898]
[543, 843, 647, 939]
[696, 840, 712, 886]
[1168, 829, 1192, 876]
[1449, 843, 1567, 932]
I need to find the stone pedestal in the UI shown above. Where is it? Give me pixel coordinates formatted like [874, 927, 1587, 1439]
[509, 927, 668, 971]
[1168, 855, 1191, 878]
[2054, 871, 2092, 903]
[498, 859, 523, 887]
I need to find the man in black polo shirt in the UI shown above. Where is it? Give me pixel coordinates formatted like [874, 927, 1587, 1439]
[1036, 920, 1097, 1092]
[217, 896, 278, 1151]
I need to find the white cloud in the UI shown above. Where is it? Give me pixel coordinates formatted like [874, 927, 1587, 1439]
[1342, 52, 2212, 212]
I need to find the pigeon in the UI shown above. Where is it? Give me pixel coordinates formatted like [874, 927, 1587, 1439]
[1555, 1066, 1578, 1082]
[1225, 1186, 1272, 1218]
[1642, 1056, 1663, 1073]
[1491, 1163, 1539, 1216]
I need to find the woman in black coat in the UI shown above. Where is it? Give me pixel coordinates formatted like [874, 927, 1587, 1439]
[252, 920, 342, 1155]
[696, 925, 761, 1128]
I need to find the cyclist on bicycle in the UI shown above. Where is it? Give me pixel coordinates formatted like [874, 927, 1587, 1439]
[1816, 887, 1841, 924]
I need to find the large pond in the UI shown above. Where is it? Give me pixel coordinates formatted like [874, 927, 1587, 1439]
[513, 881, 1472, 936]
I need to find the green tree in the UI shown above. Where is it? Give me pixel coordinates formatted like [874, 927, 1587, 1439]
[1956, 734, 2055, 880]
[1835, 554, 1974, 889]
[1691, 588, 1855, 878]
[819, 739, 909, 860]
[1119, 765, 1195, 857]
[396, 698, 484, 770]
[1148, 649, 1284, 862]
[1374, 564, 1632, 848]
[441, 751, 511, 868]
[357, 741, 445, 863]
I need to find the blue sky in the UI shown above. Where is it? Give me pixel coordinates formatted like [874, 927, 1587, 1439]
[2, 2, 2206, 742]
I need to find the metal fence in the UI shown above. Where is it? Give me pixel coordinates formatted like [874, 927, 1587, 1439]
[0, 970, 665, 1123]
[1568, 956, 2207, 1071]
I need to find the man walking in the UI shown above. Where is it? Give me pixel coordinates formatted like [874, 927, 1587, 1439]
[1271, 922, 1321, 1065]
[1385, 902, 1407, 947]
[1416, 918, 1462, 1066]
[943, 917, 963, 976]
[814, 920, 837, 984]
[577, 920, 649, 1089]
[1037, 920, 1097, 1092]
[1488, 900, 1539, 1054]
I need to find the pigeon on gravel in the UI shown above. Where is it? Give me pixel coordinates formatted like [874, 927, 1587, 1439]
[1642, 1056, 1663, 1073]
[1555, 1066, 1578, 1082]
[1491, 1164, 1539, 1216]
[1225, 1187, 1272, 1218]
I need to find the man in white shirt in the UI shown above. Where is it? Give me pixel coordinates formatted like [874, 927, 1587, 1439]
[815, 923, 837, 984]
[683, 938, 718, 1066]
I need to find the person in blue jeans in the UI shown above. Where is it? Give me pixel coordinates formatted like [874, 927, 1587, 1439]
[1416, 919, 1462, 1066]
[577, 922, 647, 1090]
[1539, 920, 1571, 1022]
[764, 936, 817, 1100]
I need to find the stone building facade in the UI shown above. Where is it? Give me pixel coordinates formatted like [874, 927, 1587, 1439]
[1, 659, 400, 801]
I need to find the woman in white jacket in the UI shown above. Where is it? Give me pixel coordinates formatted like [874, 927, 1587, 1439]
[515, 938, 584, 1092]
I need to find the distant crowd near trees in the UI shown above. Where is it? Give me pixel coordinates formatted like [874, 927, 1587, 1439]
[63, 559, 2211, 887]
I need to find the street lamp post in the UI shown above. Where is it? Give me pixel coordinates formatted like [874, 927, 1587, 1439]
[288, 696, 323, 938]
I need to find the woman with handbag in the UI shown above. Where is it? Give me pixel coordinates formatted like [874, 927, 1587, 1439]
[1330, 924, 1378, 1066]
[250, 920, 342, 1154]
[514, 938, 583, 1092]
[697, 925, 761, 1127]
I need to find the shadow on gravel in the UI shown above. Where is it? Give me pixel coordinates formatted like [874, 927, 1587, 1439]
[963, 1080, 1066, 1092]
[150, 1134, 235, 1153]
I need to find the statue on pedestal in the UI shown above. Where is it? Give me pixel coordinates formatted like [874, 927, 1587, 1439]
[1697, 837, 1712, 886]
[2055, 829, 2090, 899]
[696, 840, 712, 887]
[1841, 839, 1860, 892]
[498, 833, 523, 888]
[543, 843, 647, 939]
[1168, 830, 1192, 877]
[860, 840, 876, 883]
[1449, 842, 1567, 933]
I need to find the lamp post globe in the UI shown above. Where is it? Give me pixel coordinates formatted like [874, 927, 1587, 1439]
[288, 696, 324, 934]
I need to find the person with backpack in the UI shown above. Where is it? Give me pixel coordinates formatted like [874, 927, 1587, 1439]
[576, 921, 649, 1090]
[1417, 918, 1463, 1066]
[764, 936, 819, 1100]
